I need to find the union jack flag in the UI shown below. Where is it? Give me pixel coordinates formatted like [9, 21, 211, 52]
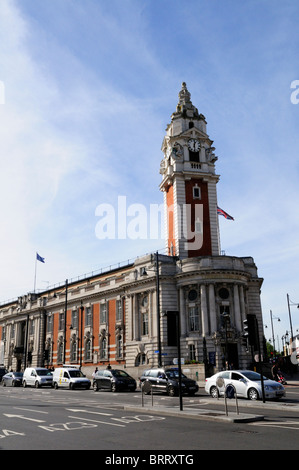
[217, 206, 234, 220]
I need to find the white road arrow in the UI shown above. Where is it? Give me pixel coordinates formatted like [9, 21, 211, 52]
[4, 414, 46, 423]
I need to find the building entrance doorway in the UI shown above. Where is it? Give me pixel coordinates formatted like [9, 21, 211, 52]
[222, 343, 239, 369]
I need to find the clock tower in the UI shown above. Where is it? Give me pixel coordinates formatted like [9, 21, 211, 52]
[160, 82, 220, 259]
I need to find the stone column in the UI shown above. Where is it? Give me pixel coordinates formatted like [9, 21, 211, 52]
[126, 295, 133, 341]
[200, 284, 209, 337]
[209, 284, 217, 334]
[133, 294, 139, 341]
[239, 285, 246, 321]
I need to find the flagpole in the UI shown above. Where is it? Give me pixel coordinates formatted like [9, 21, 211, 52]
[34, 253, 37, 293]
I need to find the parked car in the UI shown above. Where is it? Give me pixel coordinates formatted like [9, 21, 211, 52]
[22, 367, 53, 388]
[53, 367, 91, 390]
[2, 371, 23, 387]
[139, 367, 199, 396]
[205, 370, 286, 400]
[0, 368, 8, 383]
[93, 369, 136, 392]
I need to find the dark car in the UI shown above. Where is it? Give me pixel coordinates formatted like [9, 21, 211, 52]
[139, 367, 199, 396]
[93, 369, 137, 392]
[0, 368, 8, 383]
[2, 371, 23, 387]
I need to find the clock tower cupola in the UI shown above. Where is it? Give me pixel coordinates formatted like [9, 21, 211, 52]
[160, 82, 220, 259]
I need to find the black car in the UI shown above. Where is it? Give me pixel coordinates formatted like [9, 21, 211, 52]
[93, 369, 137, 392]
[0, 368, 8, 383]
[2, 371, 23, 387]
[139, 367, 199, 396]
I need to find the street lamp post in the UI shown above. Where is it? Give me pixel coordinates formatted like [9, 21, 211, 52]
[286, 294, 299, 353]
[270, 310, 280, 359]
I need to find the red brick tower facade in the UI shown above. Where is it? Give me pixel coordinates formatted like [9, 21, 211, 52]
[160, 82, 220, 259]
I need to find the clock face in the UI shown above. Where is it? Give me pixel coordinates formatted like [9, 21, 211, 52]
[188, 139, 200, 152]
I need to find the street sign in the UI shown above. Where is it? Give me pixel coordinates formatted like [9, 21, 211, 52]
[216, 377, 224, 388]
[225, 384, 235, 399]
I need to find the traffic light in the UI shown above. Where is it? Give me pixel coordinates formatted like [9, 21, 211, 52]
[243, 314, 258, 349]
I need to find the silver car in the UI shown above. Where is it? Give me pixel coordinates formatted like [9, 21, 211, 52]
[205, 370, 285, 400]
[2, 371, 23, 387]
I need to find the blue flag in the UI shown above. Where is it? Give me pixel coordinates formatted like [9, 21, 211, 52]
[36, 253, 45, 263]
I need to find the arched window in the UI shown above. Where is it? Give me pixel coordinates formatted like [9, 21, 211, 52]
[57, 341, 64, 364]
[85, 337, 91, 361]
[100, 337, 107, 360]
[135, 353, 147, 366]
[70, 339, 77, 362]
[116, 335, 123, 358]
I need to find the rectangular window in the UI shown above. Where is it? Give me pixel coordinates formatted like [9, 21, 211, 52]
[189, 306, 200, 332]
[193, 185, 201, 199]
[29, 319, 34, 336]
[142, 312, 149, 336]
[85, 306, 93, 327]
[72, 309, 78, 329]
[59, 313, 64, 331]
[100, 303, 107, 324]
[195, 218, 202, 234]
[1, 327, 6, 341]
[46, 315, 53, 333]
[116, 299, 122, 322]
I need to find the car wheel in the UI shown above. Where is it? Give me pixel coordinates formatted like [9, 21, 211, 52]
[210, 386, 219, 399]
[93, 382, 99, 392]
[2, 381, 5, 387]
[167, 385, 176, 397]
[54, 382, 59, 390]
[35, 381, 40, 388]
[248, 388, 259, 400]
[111, 383, 117, 393]
[23, 381, 26, 388]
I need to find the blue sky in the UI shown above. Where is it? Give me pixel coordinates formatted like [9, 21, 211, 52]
[0, 0, 299, 343]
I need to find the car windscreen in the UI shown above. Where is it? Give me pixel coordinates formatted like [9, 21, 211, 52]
[69, 370, 84, 378]
[166, 370, 187, 379]
[14, 372, 23, 377]
[111, 370, 130, 377]
[37, 370, 52, 376]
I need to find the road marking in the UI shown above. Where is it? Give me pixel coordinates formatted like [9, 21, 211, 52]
[66, 408, 113, 416]
[3, 414, 46, 423]
[251, 420, 299, 430]
[67, 415, 126, 427]
[14, 407, 48, 414]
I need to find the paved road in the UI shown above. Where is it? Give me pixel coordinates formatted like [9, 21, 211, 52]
[1, 384, 299, 451]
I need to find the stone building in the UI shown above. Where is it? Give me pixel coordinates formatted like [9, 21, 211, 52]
[0, 83, 264, 377]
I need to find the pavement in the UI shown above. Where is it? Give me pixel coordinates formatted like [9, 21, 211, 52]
[123, 373, 299, 424]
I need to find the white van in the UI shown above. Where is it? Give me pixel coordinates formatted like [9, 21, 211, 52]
[23, 367, 53, 388]
[53, 367, 91, 390]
